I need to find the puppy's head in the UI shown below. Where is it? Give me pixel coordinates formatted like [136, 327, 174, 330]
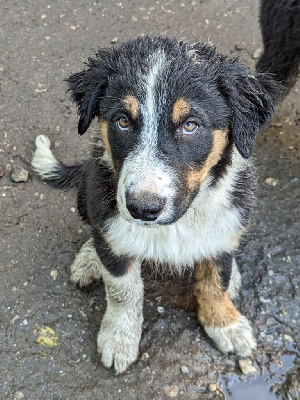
[67, 37, 280, 226]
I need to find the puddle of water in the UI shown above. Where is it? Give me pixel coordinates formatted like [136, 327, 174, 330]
[219, 352, 298, 400]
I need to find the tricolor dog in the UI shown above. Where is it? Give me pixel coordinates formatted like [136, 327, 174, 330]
[32, 37, 280, 374]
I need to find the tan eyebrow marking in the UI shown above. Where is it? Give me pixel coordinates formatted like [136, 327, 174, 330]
[172, 98, 191, 124]
[123, 95, 140, 120]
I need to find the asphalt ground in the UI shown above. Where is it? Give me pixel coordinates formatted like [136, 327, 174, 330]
[0, 0, 299, 399]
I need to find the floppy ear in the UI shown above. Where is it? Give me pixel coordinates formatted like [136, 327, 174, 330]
[219, 64, 282, 158]
[66, 49, 114, 135]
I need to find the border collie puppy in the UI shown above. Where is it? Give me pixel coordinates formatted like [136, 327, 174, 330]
[32, 37, 280, 374]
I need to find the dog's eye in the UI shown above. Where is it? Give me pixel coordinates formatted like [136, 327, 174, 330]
[182, 121, 199, 135]
[117, 116, 129, 131]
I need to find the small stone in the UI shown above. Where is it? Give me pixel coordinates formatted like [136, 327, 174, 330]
[35, 83, 48, 93]
[0, 164, 4, 177]
[259, 296, 271, 304]
[181, 365, 189, 374]
[281, 308, 288, 316]
[22, 319, 28, 326]
[142, 352, 149, 360]
[111, 37, 118, 44]
[239, 359, 257, 375]
[252, 48, 263, 59]
[50, 269, 58, 280]
[268, 270, 274, 276]
[70, 207, 76, 213]
[289, 146, 294, 150]
[283, 334, 293, 342]
[196, 379, 203, 388]
[11, 165, 29, 182]
[205, 19, 210, 25]
[270, 122, 282, 128]
[35, 88, 47, 93]
[165, 385, 179, 397]
[157, 306, 165, 314]
[265, 177, 279, 186]
[235, 42, 246, 50]
[14, 391, 25, 399]
[209, 383, 217, 392]
[70, 24, 80, 30]
[41, 14, 47, 19]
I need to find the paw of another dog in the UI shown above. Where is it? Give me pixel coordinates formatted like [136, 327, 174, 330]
[70, 238, 102, 287]
[97, 316, 141, 374]
[204, 316, 256, 357]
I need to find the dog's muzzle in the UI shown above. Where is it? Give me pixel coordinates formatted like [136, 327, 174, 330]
[126, 191, 166, 222]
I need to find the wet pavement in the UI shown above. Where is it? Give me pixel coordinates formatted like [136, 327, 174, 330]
[0, 0, 299, 399]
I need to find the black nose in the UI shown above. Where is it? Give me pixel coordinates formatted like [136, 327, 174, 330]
[126, 193, 166, 222]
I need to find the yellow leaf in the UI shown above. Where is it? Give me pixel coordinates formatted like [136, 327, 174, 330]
[34, 325, 59, 347]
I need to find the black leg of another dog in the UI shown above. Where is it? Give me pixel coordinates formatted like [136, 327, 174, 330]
[257, 0, 300, 91]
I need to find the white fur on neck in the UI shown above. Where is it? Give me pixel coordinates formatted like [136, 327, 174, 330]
[105, 149, 248, 273]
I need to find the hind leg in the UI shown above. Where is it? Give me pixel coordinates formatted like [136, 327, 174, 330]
[70, 237, 102, 286]
[194, 255, 256, 356]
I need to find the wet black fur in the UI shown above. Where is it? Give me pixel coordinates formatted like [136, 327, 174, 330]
[257, 0, 300, 91]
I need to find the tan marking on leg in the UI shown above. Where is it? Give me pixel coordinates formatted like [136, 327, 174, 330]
[172, 98, 190, 124]
[100, 120, 112, 159]
[187, 130, 228, 189]
[123, 95, 139, 120]
[194, 260, 240, 328]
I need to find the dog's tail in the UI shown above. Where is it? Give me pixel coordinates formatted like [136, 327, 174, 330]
[32, 135, 83, 189]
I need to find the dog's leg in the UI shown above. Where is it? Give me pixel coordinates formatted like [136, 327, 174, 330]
[97, 259, 143, 374]
[194, 256, 256, 356]
[91, 228, 143, 374]
[70, 237, 102, 287]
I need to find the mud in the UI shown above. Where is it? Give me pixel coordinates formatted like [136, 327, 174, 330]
[0, 0, 299, 399]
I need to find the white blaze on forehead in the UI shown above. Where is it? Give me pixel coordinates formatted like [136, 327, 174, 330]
[140, 51, 166, 146]
[117, 51, 176, 223]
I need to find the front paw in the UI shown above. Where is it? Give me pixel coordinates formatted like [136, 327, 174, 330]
[204, 316, 256, 356]
[97, 316, 142, 374]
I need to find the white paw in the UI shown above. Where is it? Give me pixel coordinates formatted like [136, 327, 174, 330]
[205, 316, 256, 357]
[70, 238, 102, 287]
[97, 316, 142, 374]
[227, 258, 242, 300]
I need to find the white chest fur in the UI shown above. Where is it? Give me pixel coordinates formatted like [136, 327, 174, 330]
[105, 150, 247, 271]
